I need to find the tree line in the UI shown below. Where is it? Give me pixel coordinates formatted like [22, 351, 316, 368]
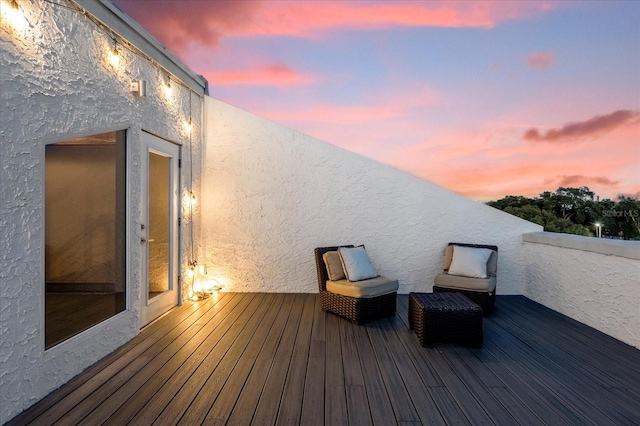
[487, 187, 640, 240]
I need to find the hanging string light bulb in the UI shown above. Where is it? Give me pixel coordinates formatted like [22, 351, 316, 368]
[164, 75, 173, 98]
[108, 38, 120, 67]
[1, 0, 27, 32]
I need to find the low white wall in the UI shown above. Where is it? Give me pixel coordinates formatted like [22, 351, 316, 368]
[201, 97, 542, 295]
[523, 232, 640, 349]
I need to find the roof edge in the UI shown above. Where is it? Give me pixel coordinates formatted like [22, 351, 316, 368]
[74, 0, 208, 96]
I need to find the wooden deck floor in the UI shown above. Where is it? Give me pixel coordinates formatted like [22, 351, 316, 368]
[10, 293, 640, 426]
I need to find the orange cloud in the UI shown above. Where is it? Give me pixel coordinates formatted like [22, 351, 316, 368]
[382, 120, 638, 201]
[204, 64, 318, 87]
[545, 175, 620, 187]
[523, 110, 640, 142]
[526, 52, 556, 70]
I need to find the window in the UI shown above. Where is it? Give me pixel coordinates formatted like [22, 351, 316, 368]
[45, 131, 127, 349]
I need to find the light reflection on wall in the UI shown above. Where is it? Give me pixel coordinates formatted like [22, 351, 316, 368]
[0, 0, 28, 33]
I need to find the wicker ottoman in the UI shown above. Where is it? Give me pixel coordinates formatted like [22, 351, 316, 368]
[409, 292, 483, 347]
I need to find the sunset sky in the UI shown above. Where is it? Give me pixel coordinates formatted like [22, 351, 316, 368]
[114, 0, 640, 201]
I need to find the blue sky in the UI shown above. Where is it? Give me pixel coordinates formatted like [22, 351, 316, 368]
[115, 0, 640, 201]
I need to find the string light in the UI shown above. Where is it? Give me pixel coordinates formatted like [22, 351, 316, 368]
[108, 38, 120, 67]
[164, 75, 173, 98]
[1, 0, 27, 31]
[7, 0, 204, 300]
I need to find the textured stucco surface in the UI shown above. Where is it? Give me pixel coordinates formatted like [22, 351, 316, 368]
[201, 97, 542, 295]
[524, 234, 640, 349]
[1, 2, 202, 422]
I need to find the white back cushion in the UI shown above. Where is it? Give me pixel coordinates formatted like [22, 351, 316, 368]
[338, 246, 379, 282]
[448, 246, 493, 279]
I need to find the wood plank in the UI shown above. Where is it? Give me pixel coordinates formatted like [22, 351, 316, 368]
[178, 293, 278, 425]
[299, 296, 326, 426]
[373, 315, 448, 426]
[101, 293, 255, 425]
[395, 298, 471, 425]
[8, 294, 640, 426]
[339, 315, 374, 426]
[492, 298, 639, 424]
[351, 319, 398, 426]
[251, 294, 308, 425]
[75, 293, 243, 425]
[275, 294, 316, 425]
[448, 345, 545, 425]
[9, 296, 222, 426]
[32, 295, 229, 426]
[484, 323, 598, 424]
[323, 312, 349, 426]
[114, 293, 247, 424]
[502, 297, 640, 391]
[150, 293, 266, 425]
[366, 320, 421, 424]
[488, 304, 619, 424]
[225, 294, 296, 425]
[438, 344, 520, 425]
[201, 294, 289, 425]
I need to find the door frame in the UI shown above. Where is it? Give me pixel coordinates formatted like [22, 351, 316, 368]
[140, 131, 181, 327]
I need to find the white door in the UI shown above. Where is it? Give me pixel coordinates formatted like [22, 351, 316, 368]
[140, 131, 180, 327]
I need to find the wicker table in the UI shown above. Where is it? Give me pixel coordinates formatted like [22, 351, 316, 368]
[409, 292, 483, 346]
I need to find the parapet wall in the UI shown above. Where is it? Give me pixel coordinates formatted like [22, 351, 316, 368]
[523, 232, 640, 349]
[201, 97, 542, 295]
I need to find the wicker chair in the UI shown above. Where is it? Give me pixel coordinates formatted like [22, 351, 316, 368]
[433, 242, 498, 315]
[314, 246, 397, 324]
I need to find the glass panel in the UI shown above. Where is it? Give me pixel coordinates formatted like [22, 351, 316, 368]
[148, 152, 170, 299]
[45, 131, 126, 349]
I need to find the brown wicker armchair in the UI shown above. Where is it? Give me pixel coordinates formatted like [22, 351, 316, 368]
[314, 246, 397, 324]
[433, 242, 498, 315]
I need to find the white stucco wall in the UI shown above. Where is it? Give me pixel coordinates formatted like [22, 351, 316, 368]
[0, 1, 202, 422]
[201, 97, 542, 295]
[523, 233, 640, 349]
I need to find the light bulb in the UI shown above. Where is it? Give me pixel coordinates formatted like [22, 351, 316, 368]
[108, 40, 120, 67]
[2, 0, 27, 31]
[164, 80, 173, 98]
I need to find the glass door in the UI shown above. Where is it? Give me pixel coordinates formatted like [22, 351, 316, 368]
[140, 132, 180, 327]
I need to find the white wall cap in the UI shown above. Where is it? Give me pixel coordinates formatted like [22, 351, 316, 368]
[523, 232, 640, 260]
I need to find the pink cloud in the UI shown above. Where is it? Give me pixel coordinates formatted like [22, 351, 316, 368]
[113, 1, 261, 51]
[114, 0, 557, 54]
[383, 120, 638, 201]
[526, 52, 556, 70]
[523, 110, 640, 142]
[256, 87, 437, 125]
[261, 104, 402, 124]
[204, 64, 318, 88]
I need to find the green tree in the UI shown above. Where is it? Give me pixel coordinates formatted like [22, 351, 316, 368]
[611, 196, 640, 239]
[487, 187, 639, 239]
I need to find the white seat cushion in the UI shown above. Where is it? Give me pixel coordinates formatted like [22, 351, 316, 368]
[434, 273, 496, 293]
[326, 276, 398, 298]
